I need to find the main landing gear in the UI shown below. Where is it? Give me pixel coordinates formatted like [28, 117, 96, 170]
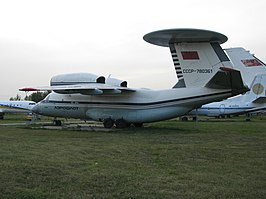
[103, 118, 143, 129]
[53, 119, 62, 126]
[103, 118, 114, 128]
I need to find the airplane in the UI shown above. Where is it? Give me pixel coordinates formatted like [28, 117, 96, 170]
[0, 100, 36, 119]
[20, 28, 248, 128]
[224, 47, 266, 86]
[189, 74, 266, 118]
[187, 47, 266, 118]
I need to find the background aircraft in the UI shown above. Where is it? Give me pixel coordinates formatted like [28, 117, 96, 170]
[0, 100, 36, 119]
[187, 47, 266, 118]
[21, 29, 248, 128]
[189, 74, 266, 118]
[225, 47, 266, 85]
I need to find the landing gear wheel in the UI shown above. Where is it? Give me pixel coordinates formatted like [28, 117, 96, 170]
[103, 118, 114, 128]
[115, 119, 128, 129]
[181, 117, 188, 121]
[54, 120, 62, 126]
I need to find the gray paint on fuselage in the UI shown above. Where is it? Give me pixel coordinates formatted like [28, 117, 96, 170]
[34, 87, 233, 123]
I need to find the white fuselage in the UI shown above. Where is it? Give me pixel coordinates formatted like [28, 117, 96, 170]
[189, 95, 265, 116]
[189, 73, 266, 117]
[32, 87, 234, 123]
[0, 101, 36, 114]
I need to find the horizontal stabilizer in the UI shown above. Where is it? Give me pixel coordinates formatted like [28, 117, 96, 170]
[19, 88, 41, 92]
[253, 97, 266, 103]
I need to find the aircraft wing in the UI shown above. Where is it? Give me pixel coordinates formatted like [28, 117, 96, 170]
[20, 83, 136, 95]
[238, 106, 266, 115]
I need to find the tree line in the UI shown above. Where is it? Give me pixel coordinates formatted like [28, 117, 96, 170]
[10, 91, 50, 103]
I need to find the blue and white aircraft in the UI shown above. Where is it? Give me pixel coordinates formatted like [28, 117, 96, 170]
[188, 48, 266, 118]
[189, 74, 266, 117]
[0, 100, 36, 119]
[20, 29, 248, 128]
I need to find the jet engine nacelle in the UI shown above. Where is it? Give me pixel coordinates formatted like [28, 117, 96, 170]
[50, 73, 105, 86]
[106, 77, 127, 87]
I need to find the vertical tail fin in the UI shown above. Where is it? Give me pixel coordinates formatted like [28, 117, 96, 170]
[171, 42, 234, 88]
[144, 29, 234, 88]
[225, 47, 266, 86]
[246, 74, 266, 103]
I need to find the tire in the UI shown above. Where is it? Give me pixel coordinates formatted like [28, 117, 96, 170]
[54, 120, 62, 126]
[181, 117, 188, 121]
[103, 118, 114, 128]
[115, 119, 128, 129]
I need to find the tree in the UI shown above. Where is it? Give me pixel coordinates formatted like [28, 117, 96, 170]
[24, 91, 50, 103]
[10, 94, 21, 101]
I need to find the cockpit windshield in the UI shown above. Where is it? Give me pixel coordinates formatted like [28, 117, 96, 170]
[41, 94, 51, 103]
[253, 55, 266, 66]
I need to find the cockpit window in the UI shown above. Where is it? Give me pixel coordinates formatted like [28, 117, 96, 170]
[253, 55, 266, 66]
[41, 94, 51, 102]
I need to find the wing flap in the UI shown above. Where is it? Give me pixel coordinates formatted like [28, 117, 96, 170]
[20, 84, 136, 95]
[205, 67, 249, 95]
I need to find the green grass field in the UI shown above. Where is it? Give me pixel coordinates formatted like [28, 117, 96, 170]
[0, 115, 265, 198]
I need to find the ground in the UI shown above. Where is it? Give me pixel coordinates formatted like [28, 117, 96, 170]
[0, 115, 265, 198]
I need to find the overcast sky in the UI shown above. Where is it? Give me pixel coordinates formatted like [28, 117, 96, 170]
[0, 0, 265, 100]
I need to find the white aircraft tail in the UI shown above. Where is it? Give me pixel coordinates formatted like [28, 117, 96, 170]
[225, 47, 266, 86]
[245, 74, 266, 103]
[144, 29, 234, 88]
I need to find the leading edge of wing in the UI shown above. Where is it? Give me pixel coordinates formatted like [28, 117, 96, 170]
[20, 84, 136, 95]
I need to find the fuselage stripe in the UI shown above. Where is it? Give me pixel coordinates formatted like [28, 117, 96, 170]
[44, 91, 232, 107]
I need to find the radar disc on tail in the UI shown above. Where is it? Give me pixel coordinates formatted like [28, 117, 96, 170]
[143, 28, 230, 88]
[143, 28, 228, 47]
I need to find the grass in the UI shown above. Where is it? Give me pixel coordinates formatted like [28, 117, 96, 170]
[0, 115, 265, 198]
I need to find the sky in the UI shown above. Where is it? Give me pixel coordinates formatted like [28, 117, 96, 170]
[0, 0, 265, 100]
